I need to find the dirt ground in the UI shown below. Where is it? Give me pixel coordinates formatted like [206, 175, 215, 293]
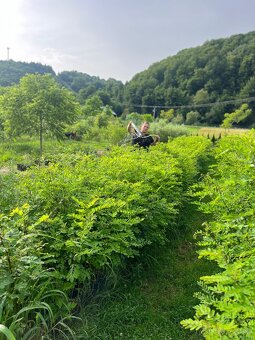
[0, 167, 11, 175]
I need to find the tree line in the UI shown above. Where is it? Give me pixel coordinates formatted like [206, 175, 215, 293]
[0, 30, 255, 126]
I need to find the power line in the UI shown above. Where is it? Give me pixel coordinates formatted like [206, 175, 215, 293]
[125, 96, 255, 110]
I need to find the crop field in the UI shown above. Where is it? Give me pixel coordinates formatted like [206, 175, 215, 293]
[197, 126, 250, 138]
[0, 130, 255, 339]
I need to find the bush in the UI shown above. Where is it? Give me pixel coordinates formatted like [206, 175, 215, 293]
[0, 206, 76, 339]
[181, 132, 255, 339]
[0, 137, 214, 338]
[150, 120, 191, 142]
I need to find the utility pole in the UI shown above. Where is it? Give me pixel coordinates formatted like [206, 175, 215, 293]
[7, 47, 10, 60]
[153, 106, 157, 119]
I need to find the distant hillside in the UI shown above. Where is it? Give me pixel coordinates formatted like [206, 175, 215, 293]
[125, 31, 255, 126]
[57, 71, 124, 115]
[0, 60, 55, 86]
[0, 61, 125, 115]
[1, 31, 255, 125]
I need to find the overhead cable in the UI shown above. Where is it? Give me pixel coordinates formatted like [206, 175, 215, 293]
[125, 96, 255, 110]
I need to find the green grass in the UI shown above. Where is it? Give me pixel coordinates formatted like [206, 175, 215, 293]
[0, 137, 110, 168]
[74, 202, 215, 340]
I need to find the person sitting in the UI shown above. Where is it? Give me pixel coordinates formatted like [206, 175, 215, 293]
[127, 121, 160, 148]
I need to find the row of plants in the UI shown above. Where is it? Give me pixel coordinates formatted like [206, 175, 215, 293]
[0, 136, 213, 339]
[181, 131, 255, 338]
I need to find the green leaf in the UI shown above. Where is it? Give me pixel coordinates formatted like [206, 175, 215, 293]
[0, 324, 16, 340]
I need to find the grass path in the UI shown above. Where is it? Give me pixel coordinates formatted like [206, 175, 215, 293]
[75, 202, 214, 339]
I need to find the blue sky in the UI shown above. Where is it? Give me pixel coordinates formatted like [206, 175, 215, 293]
[0, 0, 254, 82]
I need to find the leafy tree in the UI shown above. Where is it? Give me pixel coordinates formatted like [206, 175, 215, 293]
[0, 60, 55, 86]
[221, 103, 252, 128]
[160, 108, 174, 121]
[2, 74, 80, 156]
[193, 89, 210, 105]
[125, 112, 142, 125]
[95, 112, 110, 128]
[1, 32, 255, 126]
[125, 31, 255, 125]
[141, 113, 154, 123]
[82, 95, 103, 117]
[239, 76, 255, 126]
[185, 111, 201, 125]
[171, 113, 184, 125]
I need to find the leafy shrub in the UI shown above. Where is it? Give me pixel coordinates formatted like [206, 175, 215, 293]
[181, 132, 255, 339]
[150, 120, 191, 142]
[0, 206, 77, 339]
[0, 136, 214, 338]
[161, 135, 214, 189]
[10, 147, 182, 289]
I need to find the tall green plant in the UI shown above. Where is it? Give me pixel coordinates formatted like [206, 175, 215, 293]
[181, 132, 255, 339]
[0, 206, 77, 339]
[1, 74, 81, 156]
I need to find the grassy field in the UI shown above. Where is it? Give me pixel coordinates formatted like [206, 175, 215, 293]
[196, 126, 250, 138]
[74, 202, 215, 340]
[0, 125, 250, 166]
[0, 137, 110, 168]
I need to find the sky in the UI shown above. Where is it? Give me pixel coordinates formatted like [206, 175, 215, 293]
[0, 0, 254, 83]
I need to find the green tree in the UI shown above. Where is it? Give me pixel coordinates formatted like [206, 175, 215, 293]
[160, 108, 174, 121]
[2, 74, 80, 156]
[82, 95, 103, 117]
[171, 113, 184, 125]
[221, 103, 252, 128]
[185, 111, 201, 125]
[193, 89, 210, 105]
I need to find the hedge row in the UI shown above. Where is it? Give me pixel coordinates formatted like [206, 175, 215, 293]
[0, 136, 213, 338]
[182, 131, 255, 339]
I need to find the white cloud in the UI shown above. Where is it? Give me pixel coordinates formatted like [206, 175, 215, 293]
[0, 0, 254, 81]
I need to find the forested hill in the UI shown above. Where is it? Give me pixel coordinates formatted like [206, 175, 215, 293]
[0, 31, 255, 125]
[125, 31, 255, 125]
[0, 61, 125, 115]
[0, 60, 55, 86]
[57, 71, 124, 115]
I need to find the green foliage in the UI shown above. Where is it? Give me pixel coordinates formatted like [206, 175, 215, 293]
[1, 32, 255, 125]
[76, 200, 213, 339]
[172, 114, 184, 125]
[149, 120, 191, 142]
[140, 113, 154, 122]
[125, 31, 255, 125]
[0, 60, 55, 87]
[82, 95, 103, 116]
[11, 148, 182, 280]
[163, 135, 213, 188]
[193, 89, 210, 105]
[0, 74, 81, 155]
[0, 325, 16, 340]
[1, 137, 212, 288]
[185, 111, 201, 125]
[181, 131, 255, 338]
[0, 172, 19, 212]
[0, 206, 77, 338]
[58, 71, 124, 114]
[125, 112, 143, 125]
[160, 108, 175, 121]
[0, 135, 214, 338]
[221, 103, 252, 128]
[79, 116, 126, 144]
